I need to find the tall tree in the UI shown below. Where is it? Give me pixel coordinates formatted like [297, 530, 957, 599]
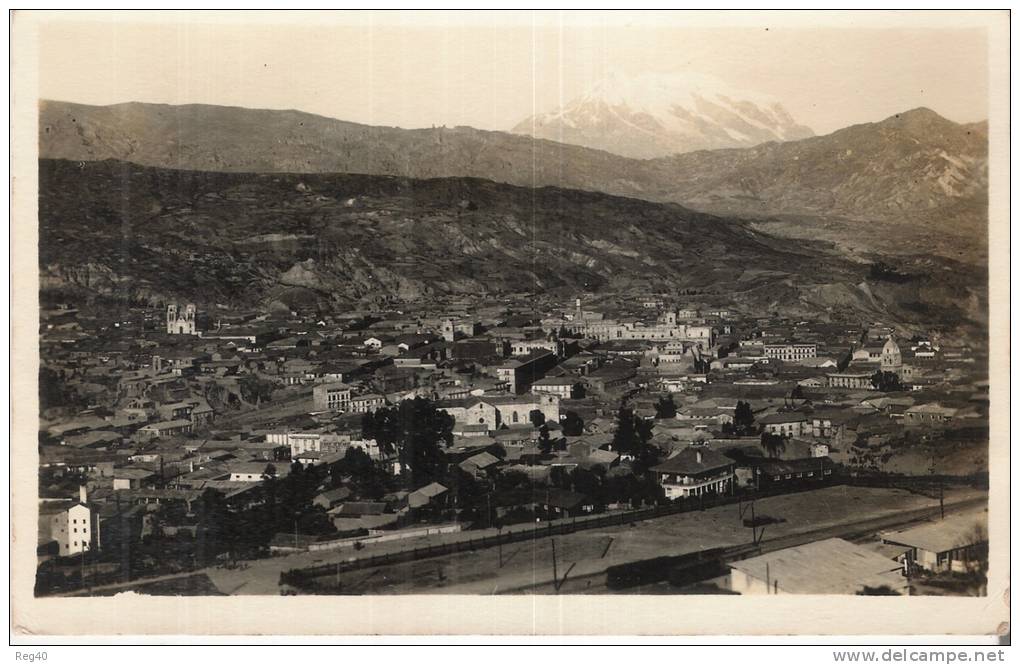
[654, 394, 677, 419]
[561, 411, 585, 436]
[760, 432, 787, 459]
[363, 397, 454, 486]
[871, 371, 904, 392]
[734, 401, 756, 436]
[612, 407, 653, 455]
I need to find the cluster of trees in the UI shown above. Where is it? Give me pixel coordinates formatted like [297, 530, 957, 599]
[562, 410, 584, 436]
[871, 371, 904, 392]
[760, 431, 787, 459]
[611, 407, 661, 473]
[654, 394, 677, 419]
[529, 409, 555, 453]
[549, 465, 664, 510]
[361, 397, 454, 486]
[39, 367, 87, 410]
[329, 446, 393, 500]
[237, 376, 277, 405]
[721, 400, 757, 436]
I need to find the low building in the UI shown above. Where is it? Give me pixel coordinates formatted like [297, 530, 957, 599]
[763, 343, 817, 361]
[227, 463, 289, 482]
[880, 511, 988, 574]
[755, 456, 836, 489]
[826, 372, 874, 390]
[349, 393, 386, 414]
[651, 447, 735, 500]
[530, 375, 582, 399]
[137, 419, 193, 439]
[728, 538, 908, 595]
[313, 487, 353, 510]
[458, 451, 501, 476]
[408, 482, 449, 509]
[112, 468, 157, 490]
[903, 403, 958, 426]
[758, 412, 808, 438]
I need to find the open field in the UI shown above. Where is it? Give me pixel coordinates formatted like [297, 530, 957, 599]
[294, 485, 987, 596]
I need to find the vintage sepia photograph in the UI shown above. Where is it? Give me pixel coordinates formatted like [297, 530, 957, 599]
[9, 9, 1010, 639]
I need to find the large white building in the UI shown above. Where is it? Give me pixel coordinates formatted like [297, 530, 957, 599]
[166, 303, 197, 335]
[437, 393, 560, 431]
[558, 299, 714, 346]
[38, 488, 94, 556]
[763, 343, 817, 361]
[313, 383, 353, 412]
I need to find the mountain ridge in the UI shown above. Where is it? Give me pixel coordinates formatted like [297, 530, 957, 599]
[39, 99, 988, 263]
[38, 157, 984, 335]
[511, 71, 815, 158]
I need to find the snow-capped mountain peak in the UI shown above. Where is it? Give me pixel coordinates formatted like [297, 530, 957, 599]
[513, 71, 814, 159]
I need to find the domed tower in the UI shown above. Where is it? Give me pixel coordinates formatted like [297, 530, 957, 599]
[881, 336, 902, 373]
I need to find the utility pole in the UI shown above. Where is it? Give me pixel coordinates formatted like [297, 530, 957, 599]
[497, 526, 503, 568]
[551, 538, 559, 593]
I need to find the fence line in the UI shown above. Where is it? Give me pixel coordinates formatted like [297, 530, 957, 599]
[280, 473, 985, 587]
[282, 479, 830, 586]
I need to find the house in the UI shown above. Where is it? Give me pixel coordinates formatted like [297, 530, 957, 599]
[880, 511, 988, 573]
[728, 538, 908, 595]
[853, 345, 886, 363]
[754, 456, 836, 489]
[903, 403, 958, 426]
[349, 393, 386, 414]
[312, 487, 353, 510]
[493, 488, 595, 520]
[533, 488, 595, 518]
[62, 430, 121, 450]
[156, 401, 194, 422]
[137, 419, 193, 439]
[458, 451, 501, 476]
[408, 482, 450, 509]
[267, 430, 350, 458]
[227, 462, 289, 482]
[396, 334, 438, 352]
[651, 447, 736, 500]
[112, 468, 157, 490]
[758, 412, 808, 438]
[585, 364, 638, 393]
[362, 336, 386, 350]
[332, 501, 390, 518]
[807, 411, 855, 440]
[530, 375, 583, 399]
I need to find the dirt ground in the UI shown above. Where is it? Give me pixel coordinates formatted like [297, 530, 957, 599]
[297, 485, 985, 596]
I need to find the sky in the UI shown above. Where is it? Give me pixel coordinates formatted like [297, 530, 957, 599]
[36, 11, 991, 136]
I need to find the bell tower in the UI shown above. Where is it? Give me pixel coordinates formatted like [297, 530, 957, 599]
[166, 304, 178, 333]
